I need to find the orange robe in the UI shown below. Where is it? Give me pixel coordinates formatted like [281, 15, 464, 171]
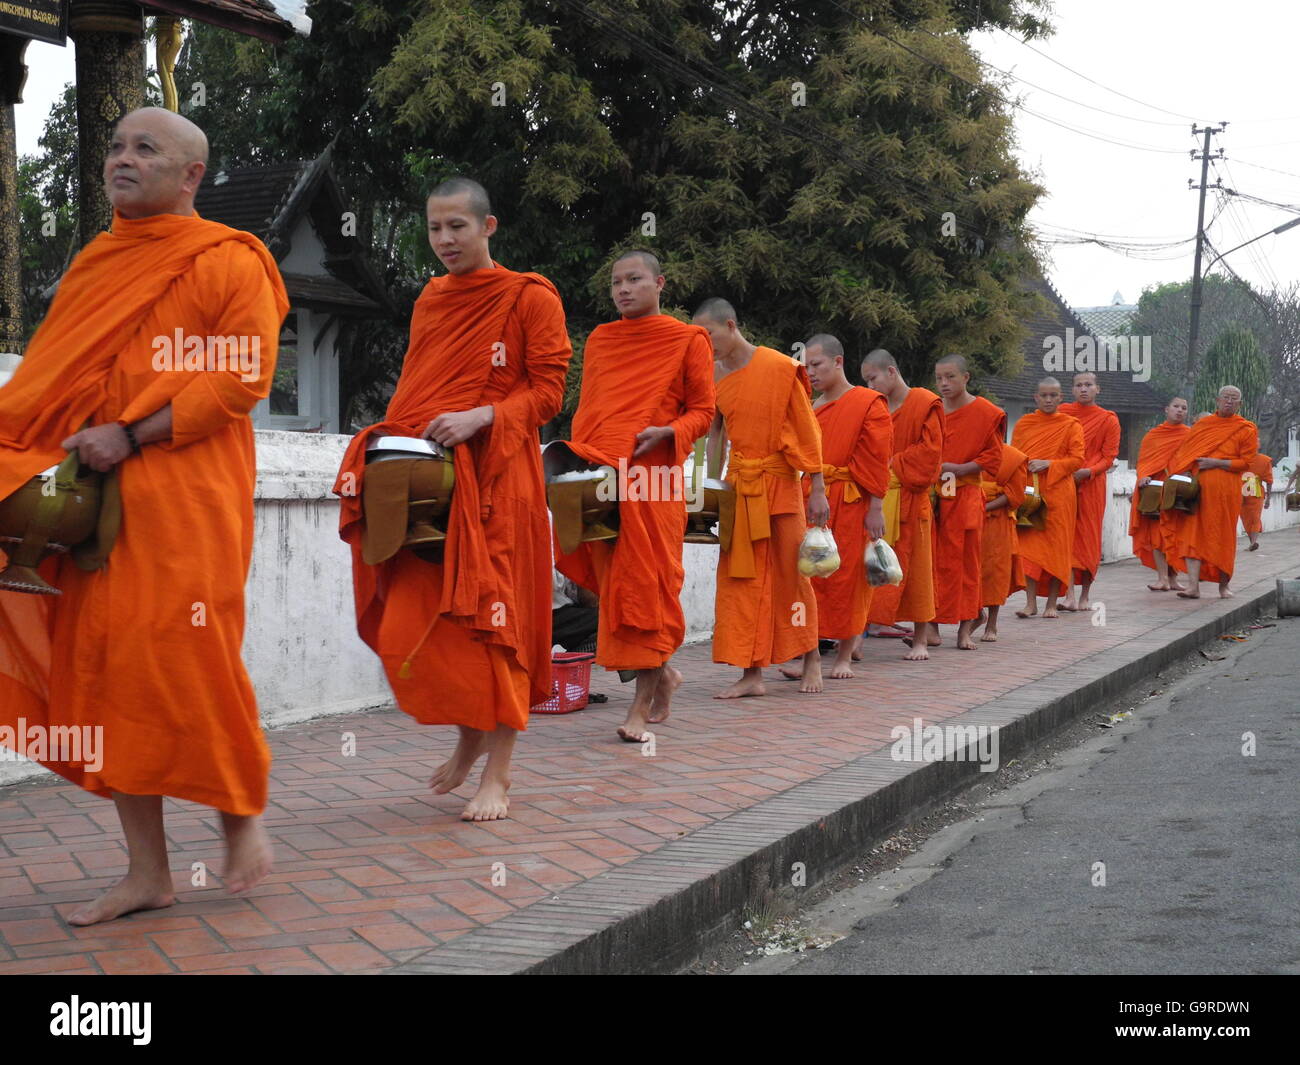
[713, 346, 822, 667]
[1129, 421, 1190, 573]
[0, 211, 288, 815]
[932, 396, 1004, 624]
[1011, 411, 1086, 589]
[555, 314, 715, 670]
[1240, 453, 1272, 535]
[811, 386, 892, 640]
[334, 264, 571, 731]
[1169, 414, 1259, 584]
[980, 443, 1028, 607]
[1059, 402, 1120, 583]
[869, 388, 944, 626]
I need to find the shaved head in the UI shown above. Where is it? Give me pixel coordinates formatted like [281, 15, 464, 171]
[105, 107, 209, 218]
[1038, 376, 1061, 391]
[862, 348, 897, 371]
[694, 297, 737, 325]
[614, 249, 661, 276]
[806, 333, 844, 358]
[427, 176, 492, 221]
[936, 353, 969, 374]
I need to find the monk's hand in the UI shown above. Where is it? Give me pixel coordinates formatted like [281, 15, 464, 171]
[1197, 456, 1229, 470]
[940, 461, 960, 476]
[424, 406, 494, 447]
[61, 423, 133, 473]
[632, 425, 674, 458]
[808, 487, 830, 527]
[1073, 467, 1092, 483]
[865, 499, 885, 541]
[1027, 458, 1050, 474]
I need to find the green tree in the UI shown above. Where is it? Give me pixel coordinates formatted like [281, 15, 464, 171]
[1193, 327, 1268, 422]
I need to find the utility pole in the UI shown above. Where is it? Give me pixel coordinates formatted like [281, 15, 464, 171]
[1186, 122, 1227, 376]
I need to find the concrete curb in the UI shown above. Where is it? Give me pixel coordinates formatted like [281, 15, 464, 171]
[392, 571, 1279, 975]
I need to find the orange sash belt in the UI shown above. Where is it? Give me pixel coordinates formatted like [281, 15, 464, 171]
[821, 464, 862, 504]
[726, 451, 797, 579]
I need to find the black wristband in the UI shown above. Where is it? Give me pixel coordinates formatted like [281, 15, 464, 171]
[121, 422, 141, 454]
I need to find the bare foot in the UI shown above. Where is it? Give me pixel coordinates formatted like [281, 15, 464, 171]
[618, 705, 652, 743]
[969, 610, 987, 637]
[828, 658, 855, 678]
[1248, 542, 1259, 552]
[431, 730, 487, 794]
[1015, 608, 1037, 619]
[980, 630, 998, 642]
[1077, 598, 1091, 612]
[777, 665, 803, 681]
[221, 814, 274, 894]
[956, 636, 977, 649]
[646, 665, 681, 724]
[715, 676, 766, 699]
[67, 874, 175, 927]
[1058, 599, 1079, 612]
[799, 659, 824, 694]
[1147, 583, 1173, 592]
[869, 624, 911, 639]
[902, 644, 929, 661]
[1042, 606, 1059, 618]
[461, 777, 510, 821]
[1176, 590, 1200, 599]
[851, 646, 863, 661]
[900, 635, 942, 648]
[1219, 587, 1234, 598]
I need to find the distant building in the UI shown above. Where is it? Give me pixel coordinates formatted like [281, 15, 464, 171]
[975, 277, 1162, 464]
[1074, 290, 1138, 339]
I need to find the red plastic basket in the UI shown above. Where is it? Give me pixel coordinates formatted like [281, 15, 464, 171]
[531, 651, 595, 714]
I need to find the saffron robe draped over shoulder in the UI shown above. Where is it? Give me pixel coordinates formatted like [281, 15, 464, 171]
[1129, 420, 1190, 572]
[1058, 402, 1120, 582]
[932, 396, 1004, 624]
[1240, 452, 1272, 535]
[555, 314, 715, 670]
[868, 387, 944, 626]
[810, 386, 892, 640]
[334, 263, 571, 729]
[1168, 414, 1259, 584]
[980, 443, 1028, 607]
[1011, 411, 1085, 589]
[0, 211, 288, 815]
[713, 346, 822, 668]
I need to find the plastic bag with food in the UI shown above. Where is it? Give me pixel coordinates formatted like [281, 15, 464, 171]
[797, 525, 841, 578]
[864, 537, 904, 586]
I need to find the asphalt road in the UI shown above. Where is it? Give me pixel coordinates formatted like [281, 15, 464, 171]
[774, 617, 1300, 975]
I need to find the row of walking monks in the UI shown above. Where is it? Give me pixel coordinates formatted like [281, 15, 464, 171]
[0, 121, 1270, 926]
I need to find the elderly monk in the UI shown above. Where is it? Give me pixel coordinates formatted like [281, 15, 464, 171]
[1058, 372, 1120, 612]
[861, 349, 945, 660]
[970, 441, 1028, 643]
[555, 250, 714, 742]
[0, 108, 287, 925]
[931, 355, 1005, 651]
[1240, 452, 1273, 551]
[697, 299, 828, 697]
[334, 177, 570, 821]
[1170, 386, 1259, 599]
[1010, 377, 1085, 618]
[775, 335, 889, 679]
[1131, 398, 1190, 591]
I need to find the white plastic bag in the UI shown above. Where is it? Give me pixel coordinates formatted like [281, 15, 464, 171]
[864, 537, 904, 586]
[797, 525, 841, 578]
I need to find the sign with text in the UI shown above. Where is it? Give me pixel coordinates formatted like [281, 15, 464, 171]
[0, 0, 67, 46]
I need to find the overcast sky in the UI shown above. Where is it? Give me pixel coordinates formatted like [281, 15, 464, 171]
[15, 1, 1300, 309]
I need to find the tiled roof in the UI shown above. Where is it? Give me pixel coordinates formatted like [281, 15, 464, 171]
[1075, 304, 1138, 337]
[976, 276, 1163, 412]
[195, 162, 304, 241]
[141, 1, 309, 42]
[282, 272, 382, 314]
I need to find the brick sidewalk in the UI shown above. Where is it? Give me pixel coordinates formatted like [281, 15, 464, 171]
[2, 533, 1296, 974]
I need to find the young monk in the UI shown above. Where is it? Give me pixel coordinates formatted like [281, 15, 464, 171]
[1010, 377, 1085, 618]
[1169, 385, 1259, 599]
[970, 441, 1029, 643]
[554, 250, 715, 742]
[1131, 398, 1190, 591]
[1240, 451, 1273, 551]
[697, 298, 828, 696]
[0, 108, 287, 924]
[778, 335, 890, 679]
[335, 177, 571, 821]
[1058, 372, 1120, 612]
[860, 349, 945, 660]
[931, 355, 1005, 650]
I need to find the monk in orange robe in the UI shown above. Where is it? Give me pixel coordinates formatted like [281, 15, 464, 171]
[334, 178, 570, 821]
[1131, 398, 1190, 590]
[554, 250, 714, 742]
[784, 334, 890, 678]
[1010, 377, 1085, 618]
[1240, 452, 1273, 550]
[971, 442, 1028, 642]
[1170, 385, 1259, 598]
[861, 349, 944, 660]
[696, 299, 827, 697]
[1058, 372, 1120, 612]
[0, 109, 287, 925]
[931, 355, 1005, 650]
